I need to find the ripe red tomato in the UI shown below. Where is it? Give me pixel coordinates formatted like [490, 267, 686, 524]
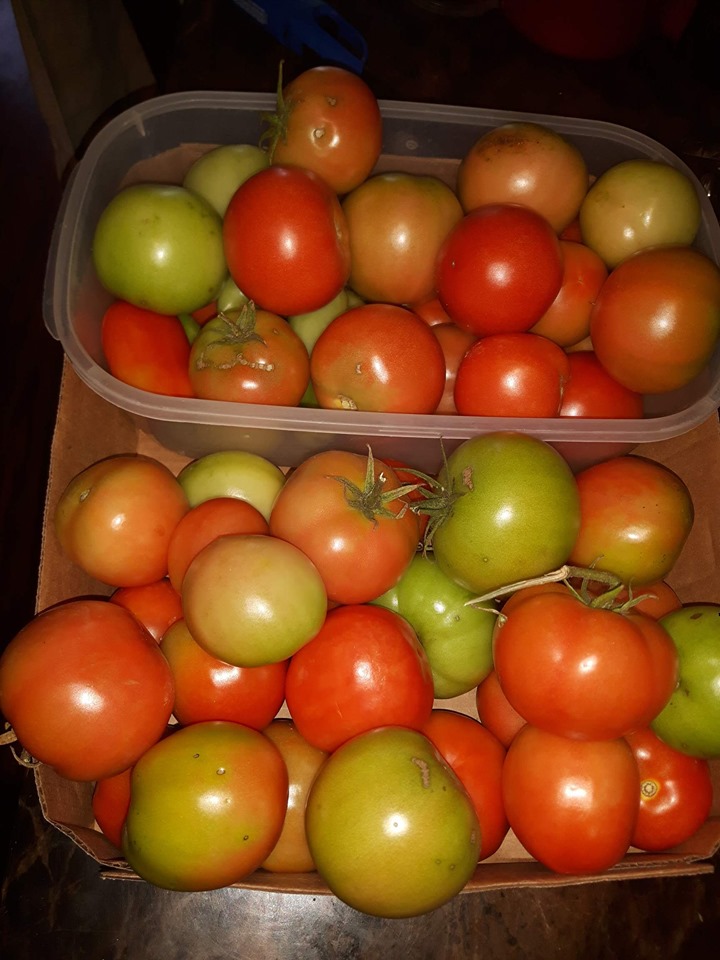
[475, 669, 526, 747]
[436, 203, 564, 337]
[92, 766, 133, 849]
[569, 455, 695, 586]
[284, 604, 435, 753]
[160, 620, 287, 727]
[454, 332, 570, 417]
[101, 301, 194, 397]
[110, 577, 183, 642]
[422, 709, 509, 860]
[410, 295, 454, 327]
[503, 725, 639, 874]
[626, 727, 713, 852]
[166, 496, 269, 592]
[264, 65, 382, 195]
[54, 454, 190, 588]
[310, 303, 446, 414]
[0, 599, 174, 781]
[529, 240, 608, 347]
[223, 164, 351, 316]
[188, 306, 310, 406]
[589, 246, 720, 394]
[432, 323, 477, 414]
[456, 121, 589, 233]
[269, 448, 420, 604]
[559, 351, 644, 419]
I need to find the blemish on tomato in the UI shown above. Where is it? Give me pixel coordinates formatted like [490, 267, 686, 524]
[411, 756, 431, 787]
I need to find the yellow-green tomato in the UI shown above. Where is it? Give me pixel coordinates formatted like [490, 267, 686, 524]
[183, 143, 269, 217]
[92, 183, 227, 315]
[176, 450, 286, 522]
[123, 721, 288, 891]
[579, 159, 701, 268]
[372, 554, 495, 698]
[306, 726, 480, 918]
[288, 288, 349, 354]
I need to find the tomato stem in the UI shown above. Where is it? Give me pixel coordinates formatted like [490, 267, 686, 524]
[464, 564, 624, 607]
[259, 60, 289, 162]
[327, 446, 423, 524]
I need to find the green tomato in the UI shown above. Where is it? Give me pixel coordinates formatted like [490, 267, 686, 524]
[288, 288, 349, 354]
[432, 432, 581, 596]
[183, 144, 269, 217]
[176, 449, 286, 522]
[92, 183, 227, 315]
[652, 604, 720, 759]
[305, 726, 480, 918]
[579, 159, 701, 268]
[216, 274, 249, 313]
[123, 721, 288, 891]
[373, 554, 495, 698]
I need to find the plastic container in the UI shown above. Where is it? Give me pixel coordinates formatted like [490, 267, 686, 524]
[43, 91, 720, 471]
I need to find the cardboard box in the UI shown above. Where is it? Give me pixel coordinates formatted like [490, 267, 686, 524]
[32, 361, 720, 895]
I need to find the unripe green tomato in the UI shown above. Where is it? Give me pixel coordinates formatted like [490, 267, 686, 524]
[183, 143, 269, 217]
[176, 450, 286, 522]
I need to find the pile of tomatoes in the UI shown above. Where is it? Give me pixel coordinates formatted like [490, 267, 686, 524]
[92, 63, 720, 420]
[1, 424, 718, 919]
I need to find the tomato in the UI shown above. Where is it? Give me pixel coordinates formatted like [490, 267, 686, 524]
[176, 449, 286, 522]
[475, 670, 526, 748]
[182, 143, 269, 217]
[569, 455, 694, 586]
[110, 577, 183, 641]
[529, 240, 608, 348]
[0, 599, 174, 781]
[422, 709, 508, 860]
[432, 323, 477, 414]
[92, 766, 133, 849]
[261, 719, 328, 874]
[454, 332, 570, 418]
[410, 295, 453, 327]
[284, 605, 435, 753]
[342, 172, 463, 305]
[579, 159, 701, 269]
[269, 448, 420, 605]
[428, 433, 581, 596]
[436, 204, 564, 337]
[626, 727, 713, 852]
[100, 301, 194, 397]
[166, 496, 269, 592]
[223, 164, 351, 317]
[310, 303, 446, 414]
[160, 620, 287, 727]
[559, 351, 644, 419]
[372, 553, 495, 699]
[54, 454, 189, 588]
[181, 534, 327, 667]
[92, 183, 226, 316]
[589, 246, 720, 394]
[456, 121, 589, 233]
[492, 591, 672, 740]
[123, 721, 288, 891]
[305, 726, 480, 918]
[502, 725, 639, 874]
[262, 64, 382, 195]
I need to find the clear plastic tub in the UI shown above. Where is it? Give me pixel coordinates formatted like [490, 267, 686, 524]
[43, 91, 720, 471]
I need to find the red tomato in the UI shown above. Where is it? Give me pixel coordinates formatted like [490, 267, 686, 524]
[456, 122, 589, 233]
[284, 604, 435, 752]
[529, 241, 608, 347]
[92, 766, 133, 849]
[191, 300, 218, 325]
[342, 172, 463, 305]
[166, 496, 269, 592]
[0, 599, 174, 781]
[188, 306, 310, 406]
[54, 454, 190, 588]
[110, 577, 183, 642]
[454, 332, 570, 417]
[101, 301, 194, 397]
[422, 709, 509, 860]
[310, 304, 445, 414]
[436, 203, 564, 337]
[431, 323, 477, 414]
[223, 164, 351, 316]
[410, 295, 454, 327]
[559, 351, 644, 419]
[503, 725, 639, 874]
[493, 591, 666, 740]
[625, 727, 714, 852]
[475, 670, 526, 748]
[265, 65, 382, 195]
[589, 246, 720, 394]
[160, 620, 287, 728]
[569, 455, 695, 586]
[269, 448, 420, 604]
[624, 611, 680, 728]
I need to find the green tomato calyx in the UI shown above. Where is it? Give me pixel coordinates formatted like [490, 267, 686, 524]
[191, 304, 268, 371]
[259, 59, 292, 164]
[328, 447, 422, 525]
